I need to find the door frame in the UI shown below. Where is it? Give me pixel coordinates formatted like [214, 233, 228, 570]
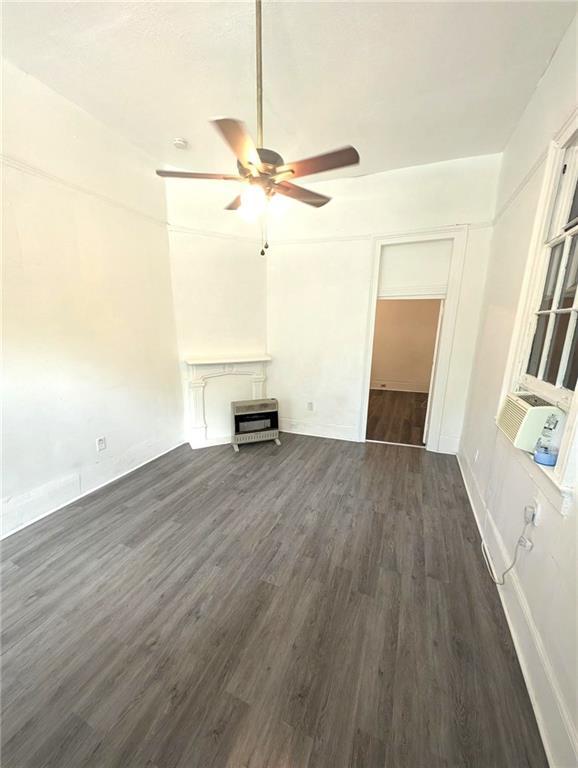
[358, 225, 468, 452]
[422, 298, 444, 445]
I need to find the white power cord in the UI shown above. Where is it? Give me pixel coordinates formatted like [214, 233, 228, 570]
[481, 505, 535, 586]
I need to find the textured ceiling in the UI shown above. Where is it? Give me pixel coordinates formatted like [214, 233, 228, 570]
[3, 1, 576, 179]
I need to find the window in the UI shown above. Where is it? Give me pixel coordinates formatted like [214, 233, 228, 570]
[525, 139, 578, 397]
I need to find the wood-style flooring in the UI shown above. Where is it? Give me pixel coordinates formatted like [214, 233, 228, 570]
[366, 389, 428, 445]
[1, 434, 547, 768]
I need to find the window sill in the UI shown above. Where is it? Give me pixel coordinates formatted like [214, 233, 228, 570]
[518, 375, 573, 411]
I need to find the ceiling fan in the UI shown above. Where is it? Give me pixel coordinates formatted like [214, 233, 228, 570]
[156, 0, 360, 213]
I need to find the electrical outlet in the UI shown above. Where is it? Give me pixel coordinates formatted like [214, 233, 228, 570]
[96, 436, 107, 452]
[524, 501, 540, 526]
[306, 401, 315, 412]
[518, 536, 533, 551]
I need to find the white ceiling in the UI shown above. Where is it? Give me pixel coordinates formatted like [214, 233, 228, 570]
[3, 1, 576, 179]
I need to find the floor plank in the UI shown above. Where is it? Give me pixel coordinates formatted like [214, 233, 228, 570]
[366, 389, 428, 445]
[1, 435, 548, 767]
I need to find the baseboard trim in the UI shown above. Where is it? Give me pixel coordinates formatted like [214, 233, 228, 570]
[370, 380, 429, 393]
[1, 440, 187, 539]
[457, 451, 578, 768]
[189, 435, 232, 450]
[279, 418, 358, 443]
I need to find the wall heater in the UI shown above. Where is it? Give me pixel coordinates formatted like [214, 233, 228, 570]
[231, 398, 280, 452]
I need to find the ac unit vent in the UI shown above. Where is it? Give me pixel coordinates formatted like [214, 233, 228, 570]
[496, 392, 564, 452]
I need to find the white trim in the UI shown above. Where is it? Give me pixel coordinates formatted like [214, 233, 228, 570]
[370, 380, 430, 393]
[501, 118, 578, 490]
[279, 418, 358, 443]
[1, 440, 186, 539]
[1, 153, 167, 227]
[365, 439, 424, 449]
[358, 225, 468, 454]
[424, 300, 444, 444]
[167, 223, 260, 243]
[458, 451, 578, 768]
[377, 283, 447, 299]
[184, 354, 271, 366]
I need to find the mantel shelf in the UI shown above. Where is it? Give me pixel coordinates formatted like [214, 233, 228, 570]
[185, 354, 272, 366]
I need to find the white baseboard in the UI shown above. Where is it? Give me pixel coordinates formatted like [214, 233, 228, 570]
[457, 451, 578, 768]
[189, 435, 232, 449]
[279, 417, 358, 442]
[1, 437, 186, 539]
[370, 379, 429, 393]
[435, 434, 460, 454]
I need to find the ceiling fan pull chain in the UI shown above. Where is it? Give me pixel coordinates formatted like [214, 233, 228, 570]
[259, 213, 269, 256]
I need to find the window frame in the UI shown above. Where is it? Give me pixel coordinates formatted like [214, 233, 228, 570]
[520, 225, 578, 405]
[505, 113, 578, 490]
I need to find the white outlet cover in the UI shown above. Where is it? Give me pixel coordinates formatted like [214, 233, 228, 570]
[96, 437, 107, 452]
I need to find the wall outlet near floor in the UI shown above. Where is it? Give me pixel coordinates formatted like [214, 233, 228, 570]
[306, 401, 315, 412]
[96, 436, 107, 452]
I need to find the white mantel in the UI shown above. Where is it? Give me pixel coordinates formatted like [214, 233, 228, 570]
[184, 354, 272, 448]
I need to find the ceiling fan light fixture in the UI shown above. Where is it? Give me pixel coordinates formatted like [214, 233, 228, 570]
[239, 184, 267, 220]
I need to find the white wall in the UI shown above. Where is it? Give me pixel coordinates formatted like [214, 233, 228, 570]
[266, 154, 498, 448]
[378, 238, 451, 298]
[459, 16, 577, 767]
[2, 61, 184, 536]
[162, 178, 268, 447]
[164, 181, 267, 361]
[370, 299, 440, 392]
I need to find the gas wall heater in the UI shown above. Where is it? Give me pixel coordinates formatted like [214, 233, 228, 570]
[231, 398, 280, 452]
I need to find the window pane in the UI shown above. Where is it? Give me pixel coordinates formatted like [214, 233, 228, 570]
[544, 313, 570, 384]
[563, 320, 578, 391]
[566, 180, 578, 229]
[540, 243, 564, 310]
[527, 314, 549, 376]
[559, 236, 578, 308]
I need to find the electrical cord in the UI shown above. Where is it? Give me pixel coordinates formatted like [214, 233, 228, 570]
[481, 518, 532, 586]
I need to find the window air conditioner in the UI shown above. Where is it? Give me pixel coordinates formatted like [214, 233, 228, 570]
[496, 392, 564, 452]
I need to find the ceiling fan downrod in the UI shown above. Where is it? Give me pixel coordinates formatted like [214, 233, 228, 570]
[256, 0, 263, 148]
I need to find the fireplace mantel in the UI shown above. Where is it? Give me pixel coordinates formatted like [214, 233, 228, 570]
[185, 354, 272, 366]
[184, 354, 272, 448]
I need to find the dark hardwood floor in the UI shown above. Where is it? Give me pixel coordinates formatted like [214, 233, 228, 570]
[366, 389, 429, 445]
[1, 434, 547, 768]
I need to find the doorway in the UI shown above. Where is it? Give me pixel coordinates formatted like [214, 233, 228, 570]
[365, 298, 442, 446]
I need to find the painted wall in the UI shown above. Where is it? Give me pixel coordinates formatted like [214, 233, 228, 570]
[2, 61, 184, 536]
[378, 238, 451, 298]
[459, 15, 578, 767]
[266, 154, 498, 450]
[370, 299, 440, 393]
[164, 180, 267, 361]
[162, 177, 268, 448]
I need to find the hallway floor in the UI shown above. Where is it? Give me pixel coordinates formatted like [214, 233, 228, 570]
[366, 389, 428, 445]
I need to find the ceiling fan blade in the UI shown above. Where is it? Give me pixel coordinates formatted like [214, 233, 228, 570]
[275, 181, 331, 208]
[156, 170, 242, 180]
[276, 146, 359, 180]
[225, 195, 242, 210]
[211, 118, 262, 174]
